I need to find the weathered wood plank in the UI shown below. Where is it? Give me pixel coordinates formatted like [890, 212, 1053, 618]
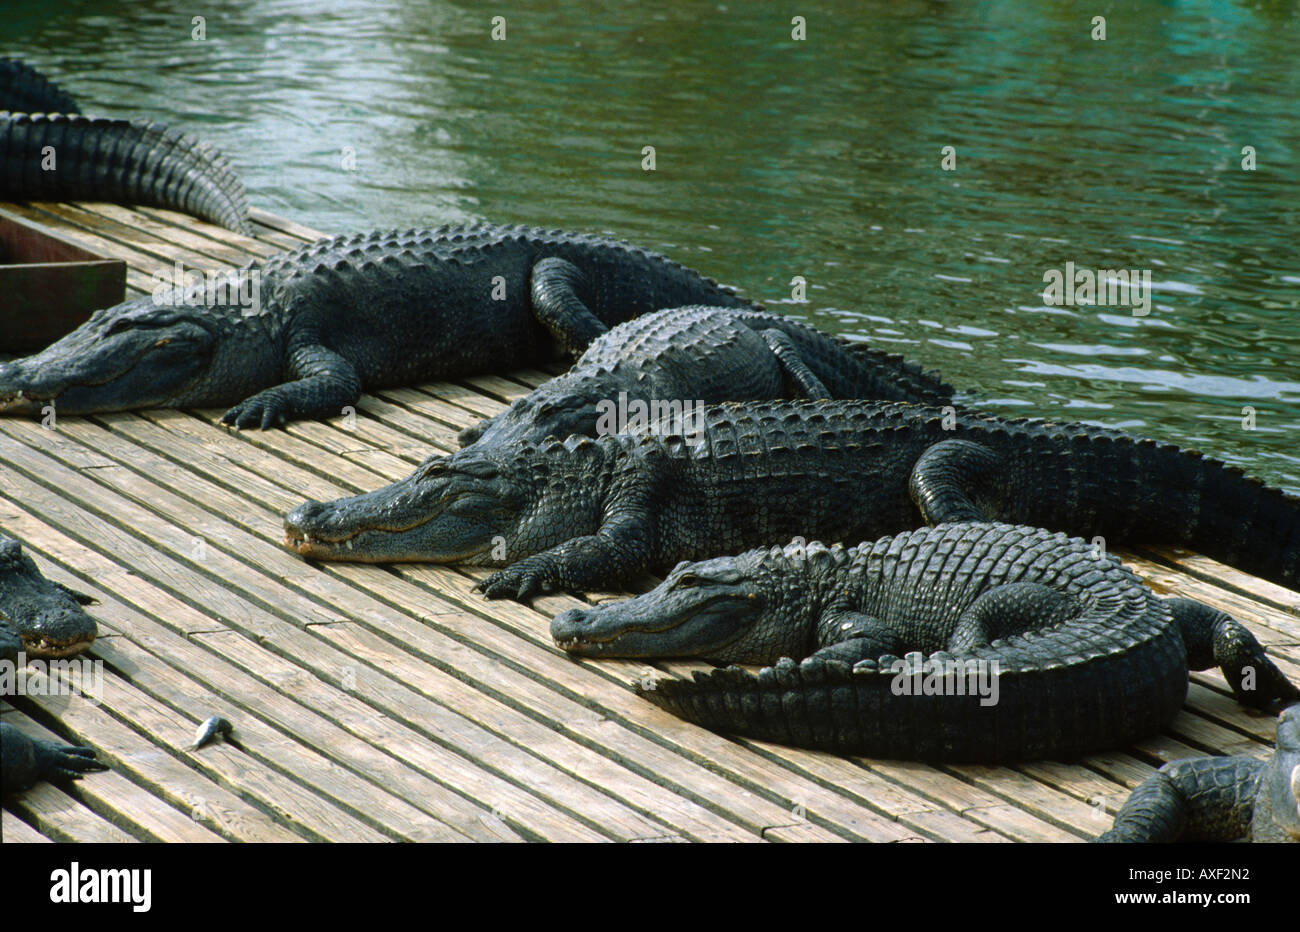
[2, 807, 53, 843]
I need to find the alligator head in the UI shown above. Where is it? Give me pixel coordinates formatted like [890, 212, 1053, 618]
[0, 299, 270, 417]
[0, 538, 98, 659]
[284, 449, 533, 563]
[551, 544, 824, 664]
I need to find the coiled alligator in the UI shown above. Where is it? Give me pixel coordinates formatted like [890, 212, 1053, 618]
[283, 400, 1300, 597]
[1, 58, 251, 232]
[456, 304, 952, 449]
[1, 722, 107, 794]
[551, 525, 1298, 761]
[0, 537, 98, 660]
[0, 225, 792, 428]
[1097, 704, 1300, 842]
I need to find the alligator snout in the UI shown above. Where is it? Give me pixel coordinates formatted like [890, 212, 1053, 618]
[551, 608, 595, 651]
[283, 500, 331, 552]
[285, 499, 325, 532]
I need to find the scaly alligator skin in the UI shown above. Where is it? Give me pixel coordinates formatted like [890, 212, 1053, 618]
[0, 537, 98, 660]
[1097, 704, 1300, 842]
[0, 58, 80, 114]
[455, 304, 952, 449]
[0, 225, 769, 427]
[551, 525, 1299, 761]
[1, 112, 252, 233]
[283, 400, 1300, 596]
[1, 722, 107, 794]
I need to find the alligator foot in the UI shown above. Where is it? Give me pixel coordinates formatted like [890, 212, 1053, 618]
[1, 722, 108, 793]
[221, 343, 362, 430]
[477, 558, 559, 602]
[1169, 598, 1300, 709]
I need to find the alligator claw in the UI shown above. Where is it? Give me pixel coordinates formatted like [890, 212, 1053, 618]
[222, 396, 288, 431]
[479, 564, 554, 603]
[43, 741, 108, 782]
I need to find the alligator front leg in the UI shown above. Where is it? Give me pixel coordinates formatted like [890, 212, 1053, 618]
[759, 330, 830, 398]
[1168, 598, 1300, 709]
[811, 606, 900, 664]
[908, 438, 1001, 524]
[478, 512, 653, 602]
[1, 723, 108, 794]
[529, 257, 610, 356]
[1096, 756, 1262, 843]
[221, 343, 362, 430]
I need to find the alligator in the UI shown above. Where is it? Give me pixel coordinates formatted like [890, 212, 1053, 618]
[455, 304, 952, 449]
[282, 400, 1300, 597]
[1097, 703, 1300, 842]
[0, 225, 792, 428]
[0, 537, 98, 661]
[1, 722, 107, 794]
[0, 57, 80, 114]
[551, 525, 1299, 761]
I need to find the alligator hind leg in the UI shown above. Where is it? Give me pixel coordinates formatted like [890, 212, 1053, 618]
[948, 582, 1081, 651]
[908, 439, 1001, 525]
[760, 330, 830, 398]
[1168, 598, 1300, 709]
[222, 343, 362, 430]
[530, 257, 609, 356]
[1096, 756, 1261, 843]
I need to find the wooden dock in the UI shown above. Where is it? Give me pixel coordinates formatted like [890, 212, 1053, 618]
[1, 200, 1297, 844]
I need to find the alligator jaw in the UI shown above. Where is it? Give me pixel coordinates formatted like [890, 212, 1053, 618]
[0, 388, 45, 416]
[552, 590, 759, 659]
[284, 526, 364, 559]
[20, 630, 97, 659]
[282, 520, 490, 564]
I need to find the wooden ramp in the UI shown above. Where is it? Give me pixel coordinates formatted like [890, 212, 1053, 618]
[1, 200, 1297, 843]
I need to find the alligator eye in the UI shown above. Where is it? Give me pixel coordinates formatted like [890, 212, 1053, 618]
[675, 573, 702, 589]
[105, 319, 138, 337]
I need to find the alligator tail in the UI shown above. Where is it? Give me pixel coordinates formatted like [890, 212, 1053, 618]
[638, 639, 1187, 762]
[1079, 435, 1300, 589]
[834, 340, 954, 405]
[0, 58, 80, 114]
[0, 113, 251, 234]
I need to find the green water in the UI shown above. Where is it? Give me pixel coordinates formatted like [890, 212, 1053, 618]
[5, 0, 1299, 489]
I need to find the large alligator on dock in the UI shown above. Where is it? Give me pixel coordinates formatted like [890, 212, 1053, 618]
[456, 304, 952, 449]
[1, 58, 251, 232]
[283, 400, 1300, 595]
[1, 722, 107, 794]
[0, 537, 98, 661]
[551, 525, 1299, 761]
[0, 225, 792, 428]
[1097, 704, 1300, 842]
